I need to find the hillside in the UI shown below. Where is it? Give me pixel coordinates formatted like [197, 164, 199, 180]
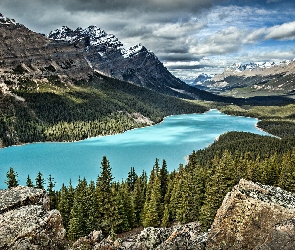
[47, 25, 231, 101]
[202, 60, 295, 98]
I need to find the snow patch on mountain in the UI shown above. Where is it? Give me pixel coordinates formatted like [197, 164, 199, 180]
[121, 44, 145, 58]
[49, 26, 155, 60]
[225, 60, 294, 73]
[0, 13, 16, 25]
[48, 26, 123, 49]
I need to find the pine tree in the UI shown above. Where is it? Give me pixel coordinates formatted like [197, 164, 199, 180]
[142, 160, 162, 227]
[5, 167, 18, 188]
[68, 178, 88, 240]
[35, 171, 45, 189]
[47, 174, 57, 209]
[26, 175, 34, 187]
[126, 167, 138, 192]
[96, 156, 115, 234]
[132, 174, 147, 226]
[85, 180, 99, 233]
[278, 148, 295, 192]
[160, 159, 169, 204]
[199, 150, 236, 230]
[58, 181, 74, 231]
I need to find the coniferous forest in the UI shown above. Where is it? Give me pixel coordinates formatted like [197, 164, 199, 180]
[5, 131, 295, 241]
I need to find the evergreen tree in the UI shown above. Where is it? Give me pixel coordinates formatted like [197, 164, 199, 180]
[199, 150, 236, 230]
[47, 174, 57, 209]
[159, 159, 169, 204]
[126, 167, 138, 192]
[68, 178, 88, 241]
[58, 181, 74, 231]
[35, 171, 45, 189]
[142, 160, 162, 227]
[278, 148, 295, 192]
[132, 174, 147, 226]
[5, 167, 18, 188]
[85, 180, 99, 233]
[96, 156, 115, 233]
[26, 175, 34, 187]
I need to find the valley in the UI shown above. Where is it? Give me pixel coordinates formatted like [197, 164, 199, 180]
[0, 11, 295, 250]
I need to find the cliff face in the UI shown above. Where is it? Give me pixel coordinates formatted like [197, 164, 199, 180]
[0, 13, 93, 82]
[0, 186, 66, 249]
[206, 179, 295, 250]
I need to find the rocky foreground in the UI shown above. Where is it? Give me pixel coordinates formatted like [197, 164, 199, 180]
[1, 179, 295, 249]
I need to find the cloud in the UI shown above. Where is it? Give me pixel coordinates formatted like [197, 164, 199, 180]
[265, 21, 295, 40]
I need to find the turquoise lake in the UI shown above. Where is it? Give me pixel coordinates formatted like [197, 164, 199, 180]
[0, 109, 270, 189]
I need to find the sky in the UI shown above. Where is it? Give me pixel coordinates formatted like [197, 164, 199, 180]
[1, 0, 295, 80]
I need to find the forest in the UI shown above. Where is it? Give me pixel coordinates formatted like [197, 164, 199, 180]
[0, 73, 207, 147]
[5, 131, 295, 241]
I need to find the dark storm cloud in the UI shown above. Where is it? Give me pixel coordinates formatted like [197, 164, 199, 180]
[60, 0, 224, 13]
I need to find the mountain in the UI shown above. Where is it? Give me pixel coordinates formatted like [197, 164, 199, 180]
[48, 26, 222, 100]
[204, 60, 295, 97]
[0, 14, 93, 81]
[0, 13, 210, 147]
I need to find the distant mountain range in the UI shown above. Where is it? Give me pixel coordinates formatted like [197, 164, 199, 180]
[197, 60, 295, 97]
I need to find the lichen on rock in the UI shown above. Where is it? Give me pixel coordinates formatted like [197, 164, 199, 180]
[206, 179, 295, 250]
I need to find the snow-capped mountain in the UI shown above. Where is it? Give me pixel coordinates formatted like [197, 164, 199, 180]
[49, 26, 123, 50]
[205, 59, 295, 96]
[0, 13, 16, 25]
[193, 73, 214, 85]
[225, 61, 293, 73]
[48, 25, 208, 98]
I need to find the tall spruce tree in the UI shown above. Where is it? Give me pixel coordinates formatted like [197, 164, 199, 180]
[68, 178, 88, 240]
[58, 181, 74, 231]
[26, 175, 34, 187]
[126, 167, 138, 192]
[142, 160, 162, 227]
[5, 167, 18, 188]
[35, 171, 45, 189]
[199, 150, 236, 230]
[96, 156, 115, 233]
[47, 174, 57, 209]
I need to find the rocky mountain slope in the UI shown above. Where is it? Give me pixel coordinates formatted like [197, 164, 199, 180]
[203, 60, 295, 97]
[48, 25, 222, 100]
[2, 179, 295, 249]
[0, 14, 93, 82]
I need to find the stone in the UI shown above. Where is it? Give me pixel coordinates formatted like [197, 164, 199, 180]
[0, 186, 66, 249]
[206, 179, 295, 250]
[0, 186, 49, 213]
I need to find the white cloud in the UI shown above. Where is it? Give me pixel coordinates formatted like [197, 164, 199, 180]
[265, 21, 295, 40]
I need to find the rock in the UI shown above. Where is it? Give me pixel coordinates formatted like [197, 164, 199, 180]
[0, 186, 49, 213]
[0, 186, 66, 249]
[155, 222, 207, 250]
[206, 179, 295, 249]
[71, 230, 104, 250]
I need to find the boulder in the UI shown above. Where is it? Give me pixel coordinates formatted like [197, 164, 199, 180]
[206, 179, 295, 249]
[0, 186, 66, 249]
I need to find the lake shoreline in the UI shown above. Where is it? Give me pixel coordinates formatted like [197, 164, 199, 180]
[0, 108, 278, 150]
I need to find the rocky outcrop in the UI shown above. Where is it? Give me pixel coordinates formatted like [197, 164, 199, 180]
[206, 179, 295, 250]
[0, 13, 93, 82]
[0, 186, 66, 249]
[71, 222, 207, 250]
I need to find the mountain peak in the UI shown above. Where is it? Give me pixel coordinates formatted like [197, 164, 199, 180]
[0, 13, 17, 25]
[121, 43, 148, 58]
[48, 26, 123, 49]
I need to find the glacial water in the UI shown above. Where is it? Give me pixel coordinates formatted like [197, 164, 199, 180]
[0, 109, 270, 189]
